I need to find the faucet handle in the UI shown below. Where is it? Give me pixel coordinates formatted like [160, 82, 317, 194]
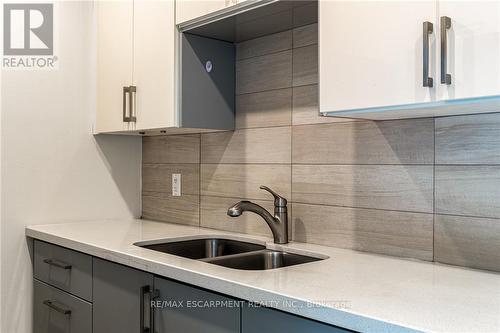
[260, 186, 287, 207]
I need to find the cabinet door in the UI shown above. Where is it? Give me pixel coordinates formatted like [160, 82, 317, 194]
[437, 1, 500, 101]
[134, 0, 177, 130]
[96, 1, 133, 133]
[176, 0, 230, 25]
[242, 305, 349, 333]
[319, 1, 436, 113]
[154, 277, 240, 333]
[34, 280, 92, 333]
[93, 258, 154, 333]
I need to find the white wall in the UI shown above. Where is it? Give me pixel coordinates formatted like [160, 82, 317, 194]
[0, 2, 142, 332]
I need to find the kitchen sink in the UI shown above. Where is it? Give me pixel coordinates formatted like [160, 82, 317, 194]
[204, 250, 322, 270]
[136, 238, 325, 270]
[136, 238, 265, 260]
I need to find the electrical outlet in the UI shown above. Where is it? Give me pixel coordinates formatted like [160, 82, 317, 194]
[172, 173, 181, 196]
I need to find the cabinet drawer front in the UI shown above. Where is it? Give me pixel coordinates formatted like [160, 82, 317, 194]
[34, 279, 92, 333]
[242, 305, 351, 333]
[34, 240, 92, 301]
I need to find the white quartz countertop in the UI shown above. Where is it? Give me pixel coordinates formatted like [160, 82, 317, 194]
[26, 219, 500, 333]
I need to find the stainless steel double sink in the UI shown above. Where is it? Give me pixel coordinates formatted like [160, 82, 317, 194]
[135, 238, 323, 270]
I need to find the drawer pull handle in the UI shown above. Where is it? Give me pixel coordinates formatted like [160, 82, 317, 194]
[43, 258, 72, 270]
[43, 300, 72, 316]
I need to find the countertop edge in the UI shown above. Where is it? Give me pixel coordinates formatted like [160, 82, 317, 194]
[25, 226, 422, 333]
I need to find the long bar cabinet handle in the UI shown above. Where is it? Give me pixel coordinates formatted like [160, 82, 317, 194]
[123, 86, 131, 122]
[440, 16, 452, 85]
[43, 258, 72, 270]
[43, 300, 72, 316]
[423, 21, 433, 87]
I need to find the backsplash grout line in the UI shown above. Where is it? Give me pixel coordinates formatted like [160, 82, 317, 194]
[433, 164, 500, 166]
[199, 134, 202, 227]
[235, 83, 318, 98]
[235, 86, 291, 97]
[289, 5, 296, 241]
[200, 163, 291, 166]
[292, 163, 435, 166]
[198, 193, 434, 216]
[289, 201, 434, 215]
[432, 118, 436, 261]
[235, 82, 319, 96]
[142, 162, 200, 165]
[201, 194, 274, 203]
[290, 43, 295, 239]
[143, 191, 500, 221]
[236, 44, 318, 63]
[199, 163, 436, 166]
[292, 118, 437, 128]
[235, 124, 296, 131]
[206, 125, 291, 132]
[236, 47, 293, 62]
[434, 211, 500, 221]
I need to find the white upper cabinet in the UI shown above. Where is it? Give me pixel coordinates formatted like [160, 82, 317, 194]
[95, 0, 178, 133]
[320, 0, 500, 119]
[134, 1, 176, 131]
[96, 0, 176, 134]
[96, 0, 235, 134]
[96, 1, 134, 133]
[437, 1, 500, 101]
[176, 0, 237, 25]
[319, 1, 437, 113]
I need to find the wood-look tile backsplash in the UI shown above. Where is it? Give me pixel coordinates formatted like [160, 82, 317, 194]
[142, 23, 500, 272]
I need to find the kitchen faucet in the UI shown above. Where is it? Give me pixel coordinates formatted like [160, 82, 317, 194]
[227, 186, 288, 244]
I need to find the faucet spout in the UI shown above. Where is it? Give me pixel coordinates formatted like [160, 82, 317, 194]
[227, 201, 275, 221]
[227, 187, 289, 244]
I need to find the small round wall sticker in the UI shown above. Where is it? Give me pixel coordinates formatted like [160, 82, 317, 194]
[205, 60, 213, 73]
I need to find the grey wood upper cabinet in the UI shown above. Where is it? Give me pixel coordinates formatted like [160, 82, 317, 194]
[153, 277, 240, 333]
[93, 258, 154, 333]
[242, 304, 350, 333]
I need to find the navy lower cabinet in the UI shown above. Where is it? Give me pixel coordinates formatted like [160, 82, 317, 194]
[241, 303, 351, 333]
[93, 258, 154, 333]
[153, 277, 240, 333]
